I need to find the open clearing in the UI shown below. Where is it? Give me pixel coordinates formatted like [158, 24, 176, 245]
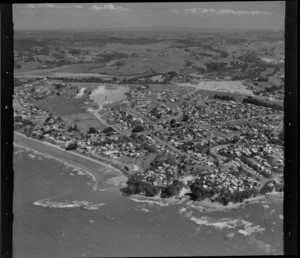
[34, 95, 85, 116]
[33, 95, 107, 133]
[175, 80, 254, 96]
[14, 63, 113, 78]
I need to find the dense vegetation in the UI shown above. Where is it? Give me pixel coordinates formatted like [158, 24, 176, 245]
[160, 180, 185, 198]
[132, 125, 144, 133]
[87, 127, 97, 134]
[243, 96, 282, 110]
[121, 174, 160, 197]
[14, 115, 33, 125]
[121, 174, 185, 198]
[213, 95, 236, 101]
[190, 178, 260, 206]
[102, 126, 116, 136]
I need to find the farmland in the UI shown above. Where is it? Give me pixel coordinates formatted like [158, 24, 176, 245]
[174, 80, 254, 96]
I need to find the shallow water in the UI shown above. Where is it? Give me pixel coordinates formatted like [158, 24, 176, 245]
[13, 146, 283, 257]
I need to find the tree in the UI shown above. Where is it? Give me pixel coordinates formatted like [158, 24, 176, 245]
[67, 123, 78, 132]
[161, 185, 178, 198]
[14, 116, 23, 123]
[23, 125, 32, 136]
[182, 114, 189, 122]
[170, 119, 176, 125]
[185, 60, 192, 67]
[144, 184, 159, 197]
[122, 175, 159, 197]
[21, 119, 33, 126]
[142, 143, 156, 153]
[56, 116, 63, 122]
[213, 95, 236, 101]
[278, 130, 284, 141]
[102, 126, 116, 135]
[65, 141, 77, 150]
[87, 127, 97, 134]
[132, 125, 144, 133]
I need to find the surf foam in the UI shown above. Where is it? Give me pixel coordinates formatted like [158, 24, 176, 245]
[33, 199, 105, 210]
[14, 143, 99, 190]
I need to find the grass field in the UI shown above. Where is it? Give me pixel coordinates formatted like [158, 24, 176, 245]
[63, 113, 107, 133]
[175, 80, 254, 96]
[34, 95, 85, 116]
[34, 95, 107, 133]
[14, 63, 111, 78]
[193, 89, 250, 101]
[76, 118, 107, 133]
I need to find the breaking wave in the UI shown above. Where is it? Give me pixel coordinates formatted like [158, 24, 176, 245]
[185, 195, 268, 213]
[33, 199, 105, 210]
[129, 195, 186, 207]
[14, 143, 98, 191]
[179, 206, 265, 236]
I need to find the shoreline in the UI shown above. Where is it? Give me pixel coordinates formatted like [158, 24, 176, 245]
[14, 132, 121, 172]
[127, 191, 283, 212]
[14, 132, 128, 189]
[14, 132, 283, 211]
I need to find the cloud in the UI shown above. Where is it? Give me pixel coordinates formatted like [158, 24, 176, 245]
[27, 4, 57, 9]
[216, 9, 274, 15]
[172, 7, 274, 16]
[90, 4, 129, 12]
[26, 4, 83, 9]
[170, 8, 179, 13]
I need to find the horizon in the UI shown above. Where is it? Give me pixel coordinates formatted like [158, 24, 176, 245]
[13, 2, 285, 31]
[14, 26, 284, 32]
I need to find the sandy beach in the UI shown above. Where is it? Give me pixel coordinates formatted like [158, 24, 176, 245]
[14, 132, 127, 189]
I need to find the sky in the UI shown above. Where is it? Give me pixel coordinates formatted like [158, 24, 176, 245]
[13, 2, 285, 31]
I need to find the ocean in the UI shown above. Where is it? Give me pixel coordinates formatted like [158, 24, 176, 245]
[13, 146, 283, 257]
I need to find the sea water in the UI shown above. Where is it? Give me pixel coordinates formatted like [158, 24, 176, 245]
[13, 146, 283, 257]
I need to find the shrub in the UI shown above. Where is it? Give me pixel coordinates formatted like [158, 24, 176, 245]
[161, 185, 178, 198]
[213, 95, 236, 101]
[14, 116, 23, 123]
[144, 184, 160, 197]
[123, 176, 159, 197]
[65, 142, 77, 150]
[102, 127, 116, 135]
[260, 181, 276, 195]
[243, 96, 282, 110]
[67, 124, 78, 132]
[182, 114, 189, 122]
[132, 125, 144, 133]
[21, 119, 33, 125]
[87, 127, 97, 134]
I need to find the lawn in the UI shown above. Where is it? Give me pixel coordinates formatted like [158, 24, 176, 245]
[34, 95, 85, 116]
[175, 80, 254, 96]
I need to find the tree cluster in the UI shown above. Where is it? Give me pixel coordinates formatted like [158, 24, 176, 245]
[122, 175, 160, 197]
[161, 180, 184, 198]
[243, 96, 282, 110]
[213, 95, 236, 101]
[190, 178, 260, 206]
[132, 125, 144, 133]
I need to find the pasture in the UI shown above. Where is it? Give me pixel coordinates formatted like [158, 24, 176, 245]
[175, 80, 254, 96]
[34, 95, 107, 133]
[34, 95, 85, 116]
